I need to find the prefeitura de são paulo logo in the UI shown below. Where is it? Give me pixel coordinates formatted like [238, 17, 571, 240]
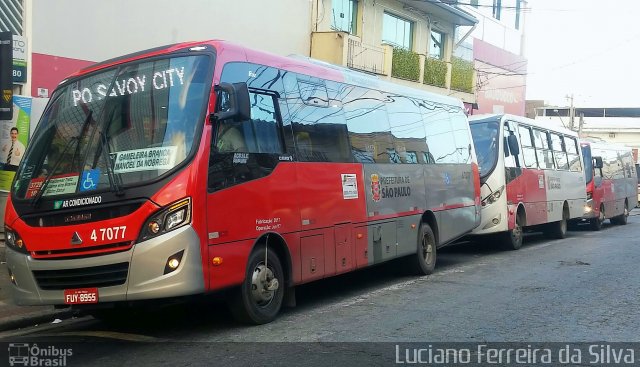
[371, 173, 381, 202]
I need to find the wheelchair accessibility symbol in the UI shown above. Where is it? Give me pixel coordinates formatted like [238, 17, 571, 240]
[80, 169, 100, 192]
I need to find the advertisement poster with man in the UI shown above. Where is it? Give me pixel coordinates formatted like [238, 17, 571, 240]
[0, 95, 31, 191]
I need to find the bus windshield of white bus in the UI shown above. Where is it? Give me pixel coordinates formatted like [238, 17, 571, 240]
[469, 117, 501, 179]
[13, 55, 211, 201]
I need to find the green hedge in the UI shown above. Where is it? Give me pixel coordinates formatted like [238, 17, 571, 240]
[424, 58, 447, 88]
[451, 57, 474, 93]
[391, 47, 420, 82]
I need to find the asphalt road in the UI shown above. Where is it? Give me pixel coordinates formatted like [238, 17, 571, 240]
[1, 212, 640, 366]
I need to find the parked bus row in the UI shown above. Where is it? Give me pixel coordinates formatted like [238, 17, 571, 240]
[468, 115, 637, 248]
[3, 40, 637, 325]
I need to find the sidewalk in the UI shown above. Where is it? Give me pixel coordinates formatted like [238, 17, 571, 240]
[0, 241, 75, 332]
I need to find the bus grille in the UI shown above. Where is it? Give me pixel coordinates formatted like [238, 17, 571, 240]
[32, 262, 129, 290]
[31, 241, 134, 260]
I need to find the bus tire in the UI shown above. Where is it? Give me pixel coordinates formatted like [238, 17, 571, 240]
[408, 223, 437, 275]
[612, 201, 629, 225]
[501, 211, 524, 250]
[547, 206, 569, 239]
[590, 204, 605, 231]
[228, 247, 284, 325]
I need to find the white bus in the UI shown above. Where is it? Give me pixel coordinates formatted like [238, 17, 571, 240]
[469, 114, 586, 249]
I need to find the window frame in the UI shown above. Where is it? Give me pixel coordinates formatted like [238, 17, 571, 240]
[382, 11, 414, 50]
[429, 29, 445, 60]
[331, 0, 358, 35]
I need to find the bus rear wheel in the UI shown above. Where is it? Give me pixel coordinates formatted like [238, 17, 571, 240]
[547, 207, 568, 239]
[407, 223, 437, 275]
[228, 247, 284, 325]
[611, 202, 629, 225]
[590, 204, 605, 231]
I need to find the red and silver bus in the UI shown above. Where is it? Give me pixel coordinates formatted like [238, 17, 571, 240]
[5, 40, 481, 324]
[468, 114, 586, 250]
[579, 140, 637, 230]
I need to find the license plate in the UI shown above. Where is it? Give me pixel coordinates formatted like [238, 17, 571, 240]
[63, 288, 98, 304]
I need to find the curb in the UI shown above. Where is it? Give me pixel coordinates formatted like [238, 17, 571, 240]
[0, 308, 77, 333]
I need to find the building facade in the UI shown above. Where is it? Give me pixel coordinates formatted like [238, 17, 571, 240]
[458, 0, 528, 116]
[535, 106, 640, 163]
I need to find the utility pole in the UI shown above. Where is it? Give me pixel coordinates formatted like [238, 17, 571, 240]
[577, 113, 584, 137]
[567, 93, 575, 131]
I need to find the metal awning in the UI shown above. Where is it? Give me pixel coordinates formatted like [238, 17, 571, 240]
[396, 0, 478, 26]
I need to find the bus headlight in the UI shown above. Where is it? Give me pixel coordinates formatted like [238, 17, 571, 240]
[4, 226, 28, 254]
[138, 198, 191, 242]
[482, 186, 505, 206]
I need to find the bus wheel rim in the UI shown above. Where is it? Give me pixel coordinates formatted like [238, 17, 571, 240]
[422, 235, 433, 264]
[251, 264, 277, 306]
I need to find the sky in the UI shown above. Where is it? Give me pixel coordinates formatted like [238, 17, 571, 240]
[524, 0, 640, 107]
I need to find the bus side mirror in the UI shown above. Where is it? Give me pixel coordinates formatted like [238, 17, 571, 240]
[212, 82, 251, 122]
[593, 156, 604, 169]
[507, 134, 520, 156]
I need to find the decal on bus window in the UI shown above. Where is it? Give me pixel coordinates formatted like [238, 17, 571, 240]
[111, 146, 177, 173]
[54, 195, 102, 210]
[341, 174, 358, 200]
[26, 174, 79, 198]
[80, 169, 101, 192]
[233, 153, 249, 164]
[71, 67, 186, 107]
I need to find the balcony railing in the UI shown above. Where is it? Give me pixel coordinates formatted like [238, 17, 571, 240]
[347, 37, 385, 74]
[310, 31, 475, 102]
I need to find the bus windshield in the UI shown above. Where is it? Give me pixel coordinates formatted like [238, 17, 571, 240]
[13, 55, 211, 200]
[581, 144, 593, 185]
[469, 118, 500, 179]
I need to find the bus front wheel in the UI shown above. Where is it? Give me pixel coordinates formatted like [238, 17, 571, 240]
[590, 204, 605, 231]
[501, 212, 523, 250]
[228, 247, 284, 325]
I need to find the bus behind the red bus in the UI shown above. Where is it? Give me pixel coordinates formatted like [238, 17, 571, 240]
[5, 40, 481, 324]
[579, 140, 637, 230]
[468, 114, 586, 250]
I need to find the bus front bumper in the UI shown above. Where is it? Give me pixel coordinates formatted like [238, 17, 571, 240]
[6, 225, 205, 306]
[581, 199, 598, 220]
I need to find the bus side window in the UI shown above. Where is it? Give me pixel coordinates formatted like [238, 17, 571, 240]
[289, 79, 353, 163]
[344, 87, 392, 164]
[216, 92, 284, 154]
[565, 136, 582, 172]
[550, 133, 569, 170]
[503, 122, 520, 168]
[533, 129, 554, 169]
[517, 125, 537, 168]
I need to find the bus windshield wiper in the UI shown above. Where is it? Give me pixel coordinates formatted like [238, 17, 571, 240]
[99, 130, 124, 196]
[30, 109, 95, 207]
[30, 136, 78, 207]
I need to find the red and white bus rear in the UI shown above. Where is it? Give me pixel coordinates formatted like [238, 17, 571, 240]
[5, 40, 481, 324]
[468, 114, 586, 249]
[579, 140, 637, 230]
